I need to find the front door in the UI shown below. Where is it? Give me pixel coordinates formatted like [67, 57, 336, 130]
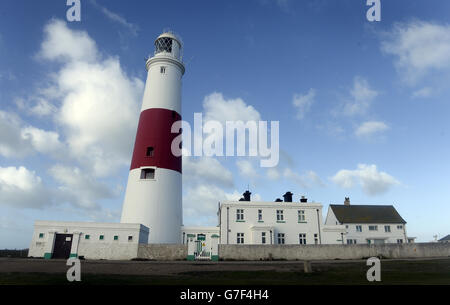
[52, 234, 73, 259]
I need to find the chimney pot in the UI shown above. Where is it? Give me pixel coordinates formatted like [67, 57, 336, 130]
[283, 191, 293, 202]
[344, 197, 350, 206]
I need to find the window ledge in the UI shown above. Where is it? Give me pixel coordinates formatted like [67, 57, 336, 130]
[258, 221, 264, 223]
[298, 221, 307, 223]
[276, 221, 286, 223]
[236, 220, 245, 223]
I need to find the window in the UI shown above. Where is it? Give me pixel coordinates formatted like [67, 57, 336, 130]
[114, 235, 119, 241]
[237, 233, 244, 244]
[85, 234, 90, 240]
[384, 225, 391, 233]
[128, 236, 133, 241]
[140, 168, 155, 179]
[160, 66, 166, 74]
[367, 239, 372, 245]
[99, 235, 104, 240]
[356, 225, 362, 232]
[314, 233, 318, 245]
[299, 233, 306, 245]
[236, 209, 244, 221]
[276, 210, 284, 221]
[298, 210, 305, 222]
[261, 232, 266, 244]
[146, 146, 154, 157]
[38, 233, 44, 238]
[397, 225, 403, 230]
[347, 239, 357, 245]
[258, 209, 263, 221]
[397, 239, 403, 244]
[369, 225, 378, 231]
[277, 233, 285, 244]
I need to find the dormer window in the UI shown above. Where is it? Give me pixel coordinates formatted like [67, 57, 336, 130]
[146, 146, 154, 157]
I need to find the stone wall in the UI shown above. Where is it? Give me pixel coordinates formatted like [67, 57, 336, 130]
[137, 244, 187, 260]
[218, 242, 450, 260]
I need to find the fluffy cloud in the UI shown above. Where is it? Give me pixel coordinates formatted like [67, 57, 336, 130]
[331, 164, 400, 196]
[38, 19, 144, 177]
[236, 159, 258, 179]
[203, 92, 261, 123]
[0, 110, 64, 158]
[412, 87, 433, 98]
[355, 121, 389, 138]
[39, 19, 98, 62]
[292, 88, 315, 119]
[0, 166, 52, 209]
[183, 156, 234, 188]
[342, 77, 378, 116]
[49, 165, 114, 209]
[381, 21, 450, 83]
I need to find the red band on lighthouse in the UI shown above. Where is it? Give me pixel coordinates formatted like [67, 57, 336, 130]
[130, 108, 182, 173]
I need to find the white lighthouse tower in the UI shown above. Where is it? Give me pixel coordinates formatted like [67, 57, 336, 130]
[120, 32, 185, 244]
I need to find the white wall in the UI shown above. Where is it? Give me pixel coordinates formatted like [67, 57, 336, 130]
[29, 221, 149, 260]
[219, 201, 329, 245]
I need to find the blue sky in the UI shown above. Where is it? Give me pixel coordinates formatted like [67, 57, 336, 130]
[1, 0, 450, 248]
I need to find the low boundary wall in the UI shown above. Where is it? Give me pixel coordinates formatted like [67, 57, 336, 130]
[218, 243, 450, 261]
[136, 243, 450, 261]
[138, 244, 187, 260]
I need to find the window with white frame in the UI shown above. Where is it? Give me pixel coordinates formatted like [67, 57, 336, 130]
[368, 225, 378, 231]
[384, 225, 391, 233]
[397, 225, 403, 230]
[277, 233, 285, 244]
[236, 209, 244, 221]
[347, 239, 357, 245]
[314, 233, 318, 245]
[397, 239, 403, 244]
[258, 209, 263, 221]
[276, 210, 284, 221]
[356, 225, 362, 232]
[237, 233, 244, 244]
[140, 168, 155, 179]
[261, 232, 266, 244]
[298, 210, 305, 222]
[299, 233, 306, 245]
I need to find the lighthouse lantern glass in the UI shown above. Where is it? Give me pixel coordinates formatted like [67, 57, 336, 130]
[155, 37, 173, 54]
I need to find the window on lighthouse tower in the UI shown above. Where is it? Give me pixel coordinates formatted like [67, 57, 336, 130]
[140, 168, 155, 180]
[146, 146, 154, 157]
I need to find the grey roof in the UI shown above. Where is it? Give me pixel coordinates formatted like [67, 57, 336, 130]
[330, 204, 406, 224]
[438, 234, 450, 241]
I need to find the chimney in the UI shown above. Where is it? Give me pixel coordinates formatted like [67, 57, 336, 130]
[300, 196, 307, 203]
[283, 191, 293, 202]
[243, 190, 251, 201]
[275, 198, 283, 202]
[344, 197, 350, 206]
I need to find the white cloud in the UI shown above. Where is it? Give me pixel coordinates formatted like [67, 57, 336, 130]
[21, 126, 64, 156]
[0, 110, 63, 158]
[381, 21, 450, 83]
[342, 77, 378, 116]
[92, 0, 139, 36]
[283, 168, 325, 189]
[183, 156, 234, 189]
[30, 98, 57, 116]
[412, 87, 433, 98]
[236, 159, 258, 179]
[331, 164, 400, 196]
[49, 165, 114, 210]
[292, 88, 315, 119]
[0, 166, 52, 209]
[39, 19, 98, 62]
[38, 19, 144, 177]
[355, 121, 389, 138]
[203, 92, 261, 123]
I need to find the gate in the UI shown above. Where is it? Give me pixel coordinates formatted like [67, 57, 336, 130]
[52, 234, 73, 259]
[194, 240, 211, 261]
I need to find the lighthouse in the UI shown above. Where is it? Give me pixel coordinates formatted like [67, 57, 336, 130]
[120, 32, 184, 244]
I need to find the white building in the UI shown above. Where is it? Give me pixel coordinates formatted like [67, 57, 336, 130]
[216, 191, 346, 245]
[28, 221, 149, 260]
[325, 197, 415, 245]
